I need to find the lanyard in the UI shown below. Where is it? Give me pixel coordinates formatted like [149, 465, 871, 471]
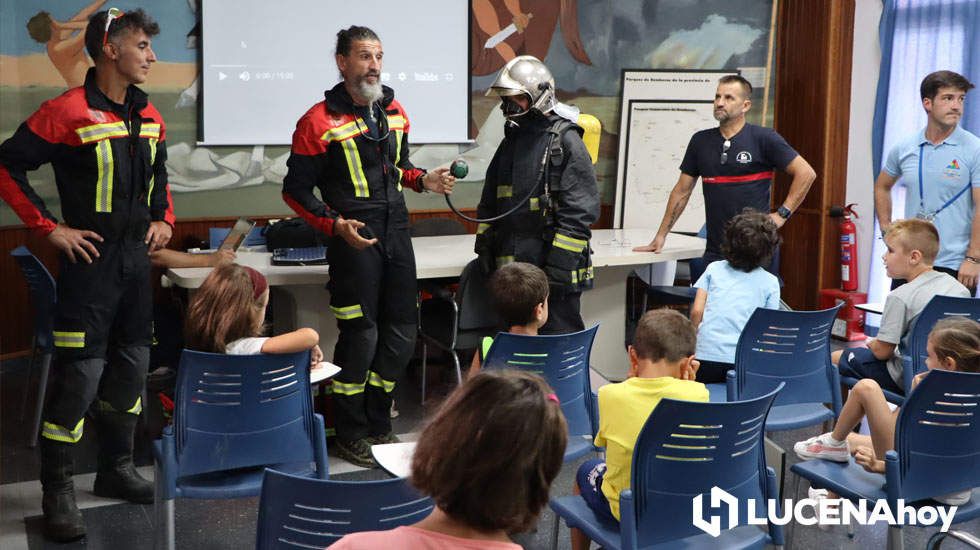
[917, 143, 972, 218]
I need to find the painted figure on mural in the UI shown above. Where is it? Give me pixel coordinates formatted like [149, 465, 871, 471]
[26, 0, 106, 87]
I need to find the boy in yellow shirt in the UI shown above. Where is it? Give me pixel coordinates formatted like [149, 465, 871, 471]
[572, 309, 709, 550]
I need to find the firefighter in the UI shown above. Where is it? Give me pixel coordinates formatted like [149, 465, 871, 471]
[0, 9, 173, 542]
[282, 26, 454, 468]
[477, 55, 600, 334]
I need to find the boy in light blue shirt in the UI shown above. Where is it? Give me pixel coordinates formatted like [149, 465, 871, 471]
[691, 210, 781, 382]
[875, 70, 980, 293]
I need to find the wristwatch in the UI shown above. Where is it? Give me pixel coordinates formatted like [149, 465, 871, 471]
[966, 256, 980, 264]
[776, 205, 792, 220]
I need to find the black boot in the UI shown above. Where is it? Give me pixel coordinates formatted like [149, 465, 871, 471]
[39, 438, 86, 542]
[93, 410, 154, 504]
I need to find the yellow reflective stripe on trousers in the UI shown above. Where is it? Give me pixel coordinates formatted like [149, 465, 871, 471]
[497, 185, 513, 199]
[367, 371, 396, 393]
[332, 379, 366, 396]
[95, 140, 114, 212]
[146, 138, 158, 206]
[42, 419, 84, 443]
[496, 255, 514, 268]
[97, 397, 143, 415]
[331, 304, 364, 320]
[552, 232, 588, 253]
[477, 223, 490, 234]
[339, 139, 370, 198]
[76, 121, 128, 144]
[529, 197, 540, 211]
[53, 331, 85, 348]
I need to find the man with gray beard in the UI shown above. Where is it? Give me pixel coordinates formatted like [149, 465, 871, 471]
[283, 25, 455, 467]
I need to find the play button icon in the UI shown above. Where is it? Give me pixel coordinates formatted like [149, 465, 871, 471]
[218, 72, 227, 80]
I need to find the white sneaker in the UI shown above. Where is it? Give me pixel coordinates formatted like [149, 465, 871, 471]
[794, 433, 849, 462]
[934, 490, 972, 506]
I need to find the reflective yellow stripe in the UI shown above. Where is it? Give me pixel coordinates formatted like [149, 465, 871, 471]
[339, 139, 370, 198]
[146, 138, 158, 206]
[320, 120, 362, 142]
[331, 304, 364, 320]
[367, 371, 396, 393]
[477, 223, 490, 234]
[579, 265, 594, 281]
[95, 140, 114, 213]
[76, 121, 128, 144]
[139, 123, 161, 139]
[396, 166, 404, 192]
[571, 270, 578, 284]
[497, 185, 513, 199]
[53, 331, 85, 348]
[387, 115, 407, 131]
[42, 419, 84, 443]
[333, 379, 366, 396]
[529, 197, 540, 211]
[552, 233, 588, 253]
[393, 129, 404, 165]
[496, 256, 514, 268]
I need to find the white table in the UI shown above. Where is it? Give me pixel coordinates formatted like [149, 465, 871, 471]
[165, 229, 704, 380]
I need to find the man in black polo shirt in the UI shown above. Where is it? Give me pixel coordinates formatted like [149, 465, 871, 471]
[635, 75, 816, 281]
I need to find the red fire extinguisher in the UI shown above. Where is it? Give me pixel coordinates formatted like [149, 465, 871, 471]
[831, 204, 859, 291]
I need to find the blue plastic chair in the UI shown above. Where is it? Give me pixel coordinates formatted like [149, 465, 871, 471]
[255, 468, 433, 549]
[549, 384, 785, 549]
[482, 325, 600, 461]
[791, 369, 980, 550]
[11, 246, 56, 448]
[208, 225, 266, 249]
[725, 305, 843, 431]
[841, 295, 980, 405]
[153, 349, 328, 550]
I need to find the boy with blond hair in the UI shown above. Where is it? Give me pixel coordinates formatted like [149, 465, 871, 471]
[834, 219, 969, 396]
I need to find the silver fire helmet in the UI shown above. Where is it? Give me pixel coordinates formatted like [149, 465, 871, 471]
[485, 55, 557, 116]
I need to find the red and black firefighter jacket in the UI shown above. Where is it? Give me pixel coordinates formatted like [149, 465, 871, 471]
[0, 69, 174, 240]
[282, 83, 426, 239]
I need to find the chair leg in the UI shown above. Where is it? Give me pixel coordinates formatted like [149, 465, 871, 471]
[451, 349, 462, 386]
[887, 525, 903, 550]
[163, 499, 175, 550]
[788, 473, 803, 547]
[29, 352, 52, 448]
[21, 343, 37, 424]
[550, 512, 560, 550]
[421, 340, 428, 405]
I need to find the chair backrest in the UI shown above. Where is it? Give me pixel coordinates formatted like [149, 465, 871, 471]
[256, 468, 433, 549]
[629, 384, 783, 545]
[482, 325, 599, 439]
[906, 295, 980, 383]
[10, 246, 56, 351]
[893, 369, 980, 502]
[208, 225, 266, 249]
[734, 305, 842, 408]
[174, 349, 319, 478]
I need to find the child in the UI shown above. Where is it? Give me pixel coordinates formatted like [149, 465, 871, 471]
[690, 210, 781, 382]
[331, 369, 567, 549]
[468, 262, 549, 376]
[572, 309, 709, 550]
[184, 263, 322, 364]
[796, 317, 980, 505]
[834, 219, 969, 395]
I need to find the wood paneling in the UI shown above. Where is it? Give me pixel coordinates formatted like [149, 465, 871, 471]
[1, 205, 615, 357]
[773, 0, 854, 309]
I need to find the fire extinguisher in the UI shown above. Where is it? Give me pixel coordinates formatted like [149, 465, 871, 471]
[830, 204, 859, 291]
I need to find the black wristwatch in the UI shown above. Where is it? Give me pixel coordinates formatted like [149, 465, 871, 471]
[776, 205, 792, 220]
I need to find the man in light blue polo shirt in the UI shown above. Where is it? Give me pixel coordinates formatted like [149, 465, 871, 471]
[875, 70, 980, 293]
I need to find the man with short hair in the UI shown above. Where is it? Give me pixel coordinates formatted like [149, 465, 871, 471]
[0, 9, 173, 542]
[875, 70, 980, 292]
[635, 75, 816, 281]
[282, 26, 454, 468]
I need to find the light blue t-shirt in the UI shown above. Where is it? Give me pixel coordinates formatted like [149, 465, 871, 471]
[884, 125, 980, 270]
[693, 260, 781, 363]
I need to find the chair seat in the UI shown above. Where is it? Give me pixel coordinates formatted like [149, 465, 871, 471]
[176, 461, 318, 500]
[645, 285, 697, 303]
[791, 459, 980, 524]
[765, 403, 835, 431]
[565, 434, 598, 462]
[550, 495, 771, 550]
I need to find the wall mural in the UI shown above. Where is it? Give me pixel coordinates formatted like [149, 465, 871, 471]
[0, 0, 775, 226]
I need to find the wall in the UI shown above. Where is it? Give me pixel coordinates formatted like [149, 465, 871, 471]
[845, 0, 883, 293]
